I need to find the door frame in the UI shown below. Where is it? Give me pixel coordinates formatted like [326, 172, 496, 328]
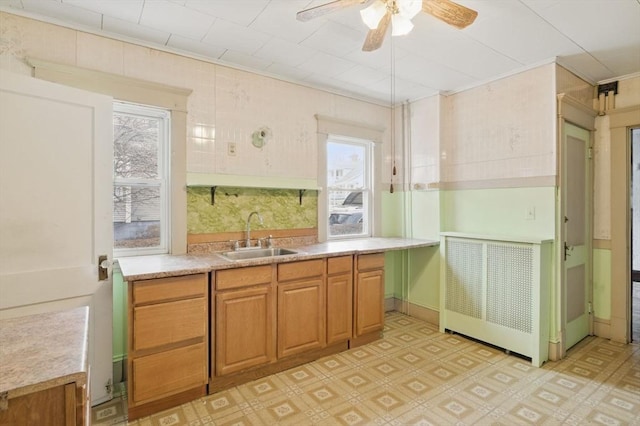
[608, 105, 640, 343]
[555, 94, 597, 359]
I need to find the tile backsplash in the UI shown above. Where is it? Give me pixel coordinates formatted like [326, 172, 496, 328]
[187, 186, 318, 235]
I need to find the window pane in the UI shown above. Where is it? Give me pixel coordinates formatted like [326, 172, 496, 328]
[113, 185, 161, 249]
[326, 138, 370, 239]
[327, 142, 365, 189]
[328, 190, 365, 237]
[113, 112, 159, 179]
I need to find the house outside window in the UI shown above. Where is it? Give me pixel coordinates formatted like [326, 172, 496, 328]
[113, 102, 170, 256]
[327, 137, 372, 239]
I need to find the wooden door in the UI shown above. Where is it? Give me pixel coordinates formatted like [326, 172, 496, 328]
[354, 269, 384, 336]
[277, 278, 326, 358]
[562, 121, 592, 350]
[0, 72, 113, 404]
[215, 286, 274, 375]
[327, 256, 353, 345]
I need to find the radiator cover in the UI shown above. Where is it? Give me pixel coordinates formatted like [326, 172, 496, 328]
[440, 233, 552, 367]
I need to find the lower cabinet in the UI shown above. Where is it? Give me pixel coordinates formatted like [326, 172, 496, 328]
[326, 255, 353, 345]
[215, 285, 275, 375]
[354, 253, 385, 342]
[213, 265, 275, 376]
[126, 252, 387, 418]
[0, 382, 86, 426]
[277, 259, 326, 358]
[127, 273, 208, 421]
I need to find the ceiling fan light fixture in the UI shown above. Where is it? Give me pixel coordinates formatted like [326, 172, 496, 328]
[360, 0, 387, 29]
[396, 0, 422, 19]
[391, 13, 414, 36]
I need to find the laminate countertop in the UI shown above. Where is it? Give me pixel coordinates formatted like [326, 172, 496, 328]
[118, 237, 438, 281]
[0, 306, 89, 399]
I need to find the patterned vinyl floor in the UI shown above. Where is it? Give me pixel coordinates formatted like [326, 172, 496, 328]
[93, 311, 640, 426]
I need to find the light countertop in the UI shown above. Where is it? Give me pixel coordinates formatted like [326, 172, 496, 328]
[0, 306, 89, 399]
[118, 237, 438, 281]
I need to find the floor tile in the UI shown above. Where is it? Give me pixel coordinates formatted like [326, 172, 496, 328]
[93, 312, 640, 425]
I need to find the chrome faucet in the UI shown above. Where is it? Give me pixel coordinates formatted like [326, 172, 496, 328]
[245, 211, 263, 248]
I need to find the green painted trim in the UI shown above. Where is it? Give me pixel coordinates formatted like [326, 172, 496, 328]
[187, 173, 320, 190]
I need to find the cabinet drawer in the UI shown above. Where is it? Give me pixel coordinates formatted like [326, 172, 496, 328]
[133, 297, 206, 351]
[133, 274, 207, 305]
[278, 259, 324, 282]
[216, 265, 272, 290]
[132, 343, 207, 405]
[356, 253, 385, 271]
[327, 255, 352, 275]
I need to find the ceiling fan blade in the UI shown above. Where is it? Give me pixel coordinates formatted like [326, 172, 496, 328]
[422, 0, 478, 29]
[297, 0, 369, 22]
[362, 11, 391, 51]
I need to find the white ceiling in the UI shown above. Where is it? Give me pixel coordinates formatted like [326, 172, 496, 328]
[2, 0, 639, 103]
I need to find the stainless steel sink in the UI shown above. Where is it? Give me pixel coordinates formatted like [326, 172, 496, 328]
[218, 247, 300, 262]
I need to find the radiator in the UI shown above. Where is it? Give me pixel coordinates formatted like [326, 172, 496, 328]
[440, 233, 553, 367]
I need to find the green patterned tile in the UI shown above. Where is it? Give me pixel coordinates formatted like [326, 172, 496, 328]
[187, 186, 318, 234]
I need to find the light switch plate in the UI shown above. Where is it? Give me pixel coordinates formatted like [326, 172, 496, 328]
[227, 142, 236, 156]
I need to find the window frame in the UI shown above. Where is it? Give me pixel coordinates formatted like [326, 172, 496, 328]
[113, 101, 171, 257]
[326, 135, 374, 240]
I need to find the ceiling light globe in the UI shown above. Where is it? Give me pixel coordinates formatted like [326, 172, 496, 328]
[397, 0, 422, 19]
[360, 0, 387, 29]
[391, 13, 414, 36]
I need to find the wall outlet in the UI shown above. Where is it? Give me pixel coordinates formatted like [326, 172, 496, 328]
[227, 142, 236, 156]
[525, 206, 536, 220]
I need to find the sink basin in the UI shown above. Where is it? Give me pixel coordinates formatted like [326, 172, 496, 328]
[218, 247, 300, 262]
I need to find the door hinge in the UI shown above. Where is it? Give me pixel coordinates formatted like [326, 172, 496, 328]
[588, 302, 593, 315]
[588, 147, 593, 159]
[105, 378, 113, 396]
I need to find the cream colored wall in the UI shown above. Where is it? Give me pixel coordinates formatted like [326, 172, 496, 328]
[592, 74, 640, 329]
[0, 12, 393, 185]
[441, 64, 556, 183]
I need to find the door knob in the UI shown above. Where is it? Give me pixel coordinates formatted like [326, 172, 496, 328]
[98, 255, 111, 280]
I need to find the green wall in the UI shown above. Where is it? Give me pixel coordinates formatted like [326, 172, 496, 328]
[379, 186, 558, 325]
[441, 187, 556, 237]
[593, 248, 612, 320]
[112, 269, 127, 363]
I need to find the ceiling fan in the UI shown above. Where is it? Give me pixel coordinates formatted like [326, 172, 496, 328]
[296, 0, 478, 51]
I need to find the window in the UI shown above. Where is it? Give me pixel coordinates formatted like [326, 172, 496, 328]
[327, 137, 372, 238]
[113, 102, 170, 255]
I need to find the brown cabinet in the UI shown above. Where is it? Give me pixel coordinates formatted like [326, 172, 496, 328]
[127, 273, 208, 420]
[354, 253, 385, 342]
[0, 382, 86, 426]
[277, 259, 326, 358]
[326, 255, 353, 345]
[214, 265, 275, 376]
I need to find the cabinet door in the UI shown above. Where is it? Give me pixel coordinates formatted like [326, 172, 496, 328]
[216, 286, 274, 376]
[354, 269, 384, 337]
[278, 278, 325, 358]
[327, 273, 352, 344]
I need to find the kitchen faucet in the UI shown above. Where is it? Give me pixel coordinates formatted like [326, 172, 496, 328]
[245, 211, 263, 248]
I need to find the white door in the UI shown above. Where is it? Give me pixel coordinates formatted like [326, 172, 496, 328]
[0, 72, 114, 405]
[561, 121, 592, 351]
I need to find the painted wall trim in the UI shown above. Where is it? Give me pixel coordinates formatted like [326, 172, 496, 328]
[593, 317, 611, 339]
[385, 297, 440, 327]
[593, 239, 612, 249]
[608, 104, 640, 343]
[430, 175, 556, 190]
[315, 114, 386, 143]
[186, 173, 320, 190]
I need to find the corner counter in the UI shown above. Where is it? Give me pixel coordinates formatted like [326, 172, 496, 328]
[0, 306, 90, 424]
